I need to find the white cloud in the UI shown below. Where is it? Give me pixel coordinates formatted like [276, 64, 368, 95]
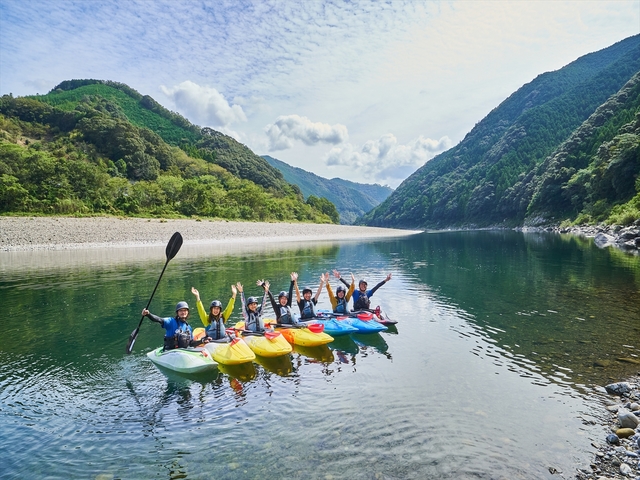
[265, 115, 348, 151]
[326, 134, 452, 183]
[161, 80, 247, 128]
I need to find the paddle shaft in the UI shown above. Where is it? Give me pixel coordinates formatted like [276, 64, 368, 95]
[125, 232, 183, 354]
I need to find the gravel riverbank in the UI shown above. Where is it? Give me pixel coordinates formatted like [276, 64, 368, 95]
[0, 216, 421, 251]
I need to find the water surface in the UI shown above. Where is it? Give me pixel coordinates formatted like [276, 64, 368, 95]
[1, 231, 639, 479]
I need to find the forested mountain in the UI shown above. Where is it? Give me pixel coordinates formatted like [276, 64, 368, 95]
[262, 155, 393, 224]
[360, 35, 640, 229]
[0, 81, 335, 223]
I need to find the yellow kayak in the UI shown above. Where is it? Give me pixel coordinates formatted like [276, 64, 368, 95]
[234, 322, 293, 357]
[193, 327, 256, 365]
[264, 319, 334, 347]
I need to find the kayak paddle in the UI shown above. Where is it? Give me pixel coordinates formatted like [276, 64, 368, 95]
[125, 231, 183, 354]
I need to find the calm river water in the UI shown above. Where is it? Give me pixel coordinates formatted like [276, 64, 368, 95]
[1, 230, 639, 479]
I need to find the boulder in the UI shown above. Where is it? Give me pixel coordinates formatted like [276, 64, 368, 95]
[618, 410, 640, 429]
[605, 382, 632, 395]
[594, 233, 615, 248]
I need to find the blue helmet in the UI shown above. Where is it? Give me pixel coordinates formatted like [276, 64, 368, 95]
[247, 296, 258, 305]
[210, 300, 222, 309]
[336, 285, 346, 294]
[278, 291, 288, 299]
[302, 287, 313, 295]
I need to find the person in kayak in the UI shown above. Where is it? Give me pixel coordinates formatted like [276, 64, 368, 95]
[141, 301, 202, 350]
[191, 285, 237, 340]
[352, 274, 392, 311]
[266, 272, 298, 325]
[326, 270, 355, 314]
[293, 271, 326, 320]
[237, 281, 268, 332]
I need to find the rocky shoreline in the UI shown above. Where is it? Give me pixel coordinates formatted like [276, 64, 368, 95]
[577, 379, 640, 480]
[519, 220, 640, 254]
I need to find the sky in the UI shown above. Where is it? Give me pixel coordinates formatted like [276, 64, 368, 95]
[1, 1, 639, 188]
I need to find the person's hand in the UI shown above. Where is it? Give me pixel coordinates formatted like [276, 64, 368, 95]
[231, 284, 237, 297]
[236, 282, 243, 293]
[256, 279, 264, 287]
[333, 269, 341, 279]
[350, 273, 356, 283]
[291, 272, 298, 281]
[141, 308, 149, 316]
[264, 280, 270, 291]
[191, 287, 200, 300]
[385, 273, 392, 282]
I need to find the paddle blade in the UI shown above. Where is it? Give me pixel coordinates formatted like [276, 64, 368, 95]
[165, 232, 183, 260]
[125, 327, 140, 354]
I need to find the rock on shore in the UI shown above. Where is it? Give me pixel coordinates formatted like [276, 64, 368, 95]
[578, 379, 640, 480]
[0, 217, 421, 251]
[521, 219, 640, 254]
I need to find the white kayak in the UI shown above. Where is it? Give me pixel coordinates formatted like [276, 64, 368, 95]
[147, 346, 218, 374]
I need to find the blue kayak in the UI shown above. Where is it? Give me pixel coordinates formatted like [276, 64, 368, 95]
[340, 317, 387, 333]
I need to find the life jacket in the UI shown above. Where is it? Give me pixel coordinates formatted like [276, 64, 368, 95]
[164, 323, 192, 350]
[278, 305, 293, 324]
[245, 309, 264, 332]
[206, 315, 225, 340]
[300, 299, 316, 319]
[334, 296, 348, 314]
[353, 292, 370, 311]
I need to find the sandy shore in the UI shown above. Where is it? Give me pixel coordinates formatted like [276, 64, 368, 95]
[0, 216, 421, 251]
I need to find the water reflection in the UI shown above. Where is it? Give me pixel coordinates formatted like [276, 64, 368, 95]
[2, 231, 639, 478]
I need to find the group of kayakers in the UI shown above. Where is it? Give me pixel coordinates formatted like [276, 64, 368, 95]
[141, 270, 392, 351]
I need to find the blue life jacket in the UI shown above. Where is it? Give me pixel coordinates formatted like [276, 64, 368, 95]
[206, 316, 225, 340]
[334, 296, 348, 314]
[300, 299, 316, 319]
[245, 309, 264, 332]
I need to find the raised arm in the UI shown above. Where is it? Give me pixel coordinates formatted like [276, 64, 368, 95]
[221, 284, 237, 321]
[292, 272, 301, 303]
[314, 272, 327, 302]
[191, 286, 209, 325]
[237, 282, 248, 320]
[334, 269, 351, 288]
[141, 308, 163, 324]
[369, 273, 392, 297]
[346, 273, 356, 301]
[287, 274, 295, 307]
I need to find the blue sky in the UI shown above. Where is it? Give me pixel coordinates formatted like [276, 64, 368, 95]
[1, 0, 639, 187]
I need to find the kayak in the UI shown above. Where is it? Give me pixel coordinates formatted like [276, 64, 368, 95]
[204, 338, 256, 365]
[193, 327, 256, 365]
[304, 318, 359, 336]
[353, 308, 398, 325]
[146, 346, 217, 374]
[337, 316, 388, 333]
[264, 319, 334, 346]
[234, 322, 293, 357]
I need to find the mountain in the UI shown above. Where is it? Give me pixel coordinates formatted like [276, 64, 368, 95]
[262, 155, 393, 224]
[0, 81, 335, 223]
[359, 35, 640, 229]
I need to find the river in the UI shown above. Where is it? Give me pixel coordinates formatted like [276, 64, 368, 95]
[1, 230, 639, 479]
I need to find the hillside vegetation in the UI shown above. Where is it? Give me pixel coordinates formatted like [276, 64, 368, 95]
[0, 82, 335, 223]
[360, 35, 640, 229]
[262, 155, 393, 224]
